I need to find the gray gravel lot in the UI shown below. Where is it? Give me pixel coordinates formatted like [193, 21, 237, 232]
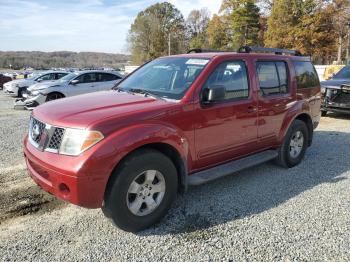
[0, 92, 350, 261]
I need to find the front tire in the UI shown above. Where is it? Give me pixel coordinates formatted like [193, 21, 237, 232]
[103, 149, 178, 232]
[46, 92, 64, 102]
[276, 120, 309, 168]
[321, 110, 327, 117]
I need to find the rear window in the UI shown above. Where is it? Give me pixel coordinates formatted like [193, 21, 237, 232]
[256, 61, 289, 95]
[293, 61, 319, 89]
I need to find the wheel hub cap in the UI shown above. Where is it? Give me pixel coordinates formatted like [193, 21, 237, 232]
[126, 170, 166, 216]
[289, 131, 304, 158]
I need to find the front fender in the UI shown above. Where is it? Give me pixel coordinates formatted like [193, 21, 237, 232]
[107, 123, 190, 167]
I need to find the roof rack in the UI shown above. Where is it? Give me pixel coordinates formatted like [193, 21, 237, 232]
[238, 46, 302, 56]
[187, 48, 224, 54]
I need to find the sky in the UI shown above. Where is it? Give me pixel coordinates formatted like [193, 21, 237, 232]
[0, 0, 222, 54]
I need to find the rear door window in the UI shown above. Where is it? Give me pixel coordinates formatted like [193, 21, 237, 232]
[98, 73, 121, 82]
[256, 61, 289, 96]
[293, 61, 319, 89]
[76, 73, 97, 83]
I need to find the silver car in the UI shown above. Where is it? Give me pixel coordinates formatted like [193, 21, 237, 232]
[4, 71, 69, 97]
[21, 71, 123, 109]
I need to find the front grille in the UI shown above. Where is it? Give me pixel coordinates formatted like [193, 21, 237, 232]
[30, 117, 46, 144]
[47, 128, 65, 150]
[331, 92, 350, 104]
[29, 117, 66, 153]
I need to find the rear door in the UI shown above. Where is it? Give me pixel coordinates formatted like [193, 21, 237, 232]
[255, 60, 293, 147]
[96, 73, 122, 90]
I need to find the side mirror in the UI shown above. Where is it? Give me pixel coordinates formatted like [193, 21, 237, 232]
[202, 85, 225, 104]
[70, 79, 79, 85]
[37, 79, 42, 82]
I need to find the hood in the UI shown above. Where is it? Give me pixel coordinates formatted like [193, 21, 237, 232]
[321, 79, 350, 89]
[33, 91, 174, 130]
[7, 78, 31, 86]
[28, 80, 60, 91]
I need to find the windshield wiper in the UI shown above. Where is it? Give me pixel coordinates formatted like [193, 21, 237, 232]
[129, 88, 165, 100]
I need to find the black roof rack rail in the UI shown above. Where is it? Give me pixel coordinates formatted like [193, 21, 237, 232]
[187, 48, 225, 54]
[238, 46, 302, 56]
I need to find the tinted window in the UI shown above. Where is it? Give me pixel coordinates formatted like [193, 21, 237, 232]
[76, 73, 97, 83]
[98, 73, 120, 82]
[333, 66, 350, 79]
[293, 61, 319, 89]
[55, 73, 67, 79]
[256, 61, 289, 95]
[37, 73, 55, 81]
[204, 61, 249, 100]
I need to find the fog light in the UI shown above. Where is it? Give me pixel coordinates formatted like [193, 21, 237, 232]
[59, 183, 70, 195]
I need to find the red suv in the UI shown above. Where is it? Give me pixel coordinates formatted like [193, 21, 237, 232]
[24, 47, 321, 232]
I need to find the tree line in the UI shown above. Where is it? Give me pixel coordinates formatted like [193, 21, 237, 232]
[128, 0, 350, 64]
[0, 51, 130, 70]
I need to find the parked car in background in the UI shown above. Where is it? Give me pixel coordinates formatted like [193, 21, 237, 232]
[20, 70, 123, 108]
[4, 71, 69, 97]
[0, 74, 13, 89]
[321, 65, 350, 116]
[24, 46, 321, 232]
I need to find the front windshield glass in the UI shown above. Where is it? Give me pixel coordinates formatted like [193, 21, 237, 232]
[58, 72, 79, 82]
[333, 66, 350, 79]
[118, 57, 210, 100]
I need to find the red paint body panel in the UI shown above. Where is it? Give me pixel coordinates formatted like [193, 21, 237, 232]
[24, 52, 321, 208]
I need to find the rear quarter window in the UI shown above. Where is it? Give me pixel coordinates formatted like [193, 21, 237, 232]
[293, 61, 319, 89]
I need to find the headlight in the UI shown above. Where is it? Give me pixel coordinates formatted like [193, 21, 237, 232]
[31, 90, 40, 96]
[59, 128, 104, 156]
[321, 87, 326, 93]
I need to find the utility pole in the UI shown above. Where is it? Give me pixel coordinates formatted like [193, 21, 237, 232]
[168, 33, 171, 56]
[346, 21, 350, 61]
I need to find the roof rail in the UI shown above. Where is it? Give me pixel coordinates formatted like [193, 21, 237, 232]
[187, 48, 224, 54]
[238, 46, 302, 56]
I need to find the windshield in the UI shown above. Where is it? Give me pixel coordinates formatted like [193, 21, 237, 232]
[58, 72, 79, 82]
[118, 57, 210, 100]
[333, 66, 350, 79]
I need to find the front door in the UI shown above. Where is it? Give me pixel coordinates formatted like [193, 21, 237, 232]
[69, 73, 100, 96]
[194, 60, 258, 169]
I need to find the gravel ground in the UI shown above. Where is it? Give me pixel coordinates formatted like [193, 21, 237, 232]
[0, 92, 350, 261]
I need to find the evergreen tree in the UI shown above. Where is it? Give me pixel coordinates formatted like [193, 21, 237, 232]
[128, 2, 186, 64]
[221, 0, 261, 49]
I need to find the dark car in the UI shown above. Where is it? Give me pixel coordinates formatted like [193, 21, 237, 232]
[321, 66, 350, 116]
[24, 46, 321, 232]
[0, 74, 13, 90]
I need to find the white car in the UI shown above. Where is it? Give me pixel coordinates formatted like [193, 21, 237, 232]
[4, 71, 68, 97]
[21, 71, 123, 108]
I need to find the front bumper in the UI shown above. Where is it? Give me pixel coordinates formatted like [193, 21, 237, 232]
[321, 86, 350, 114]
[14, 94, 46, 110]
[24, 136, 110, 208]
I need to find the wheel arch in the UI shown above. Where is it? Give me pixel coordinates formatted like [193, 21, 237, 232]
[281, 112, 313, 147]
[45, 91, 65, 101]
[103, 142, 188, 208]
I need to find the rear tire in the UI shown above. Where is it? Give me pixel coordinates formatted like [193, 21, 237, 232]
[103, 149, 178, 232]
[276, 119, 309, 168]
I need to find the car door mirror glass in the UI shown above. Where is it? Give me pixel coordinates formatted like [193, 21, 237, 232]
[202, 85, 226, 104]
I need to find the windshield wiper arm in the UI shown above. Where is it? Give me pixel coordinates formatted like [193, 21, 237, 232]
[129, 88, 165, 100]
